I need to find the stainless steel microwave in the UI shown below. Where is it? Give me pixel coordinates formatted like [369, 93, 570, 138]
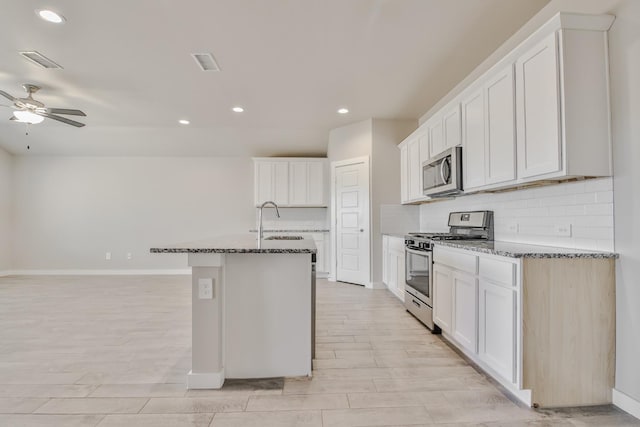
[422, 146, 463, 198]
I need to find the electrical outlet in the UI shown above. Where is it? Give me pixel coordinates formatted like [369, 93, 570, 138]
[105, 252, 111, 260]
[554, 224, 572, 237]
[507, 222, 519, 234]
[198, 278, 213, 299]
[126, 252, 132, 260]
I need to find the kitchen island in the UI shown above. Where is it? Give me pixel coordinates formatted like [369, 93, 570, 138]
[151, 234, 316, 389]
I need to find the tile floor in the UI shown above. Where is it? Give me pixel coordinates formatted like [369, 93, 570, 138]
[0, 275, 638, 426]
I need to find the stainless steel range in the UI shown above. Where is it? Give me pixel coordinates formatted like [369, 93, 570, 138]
[404, 211, 494, 332]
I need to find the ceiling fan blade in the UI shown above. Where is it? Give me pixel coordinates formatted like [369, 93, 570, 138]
[0, 90, 16, 102]
[45, 108, 86, 116]
[37, 112, 85, 127]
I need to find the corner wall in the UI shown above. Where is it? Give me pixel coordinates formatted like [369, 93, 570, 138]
[0, 147, 13, 273]
[11, 156, 256, 271]
[609, 0, 640, 411]
[371, 119, 417, 284]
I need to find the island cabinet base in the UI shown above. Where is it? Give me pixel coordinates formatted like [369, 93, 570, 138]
[187, 252, 313, 389]
[522, 258, 615, 408]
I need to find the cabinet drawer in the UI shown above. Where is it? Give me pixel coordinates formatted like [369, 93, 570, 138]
[479, 257, 516, 287]
[434, 246, 477, 274]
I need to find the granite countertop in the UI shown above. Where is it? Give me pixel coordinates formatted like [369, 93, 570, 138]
[248, 229, 330, 233]
[434, 240, 618, 259]
[150, 234, 317, 254]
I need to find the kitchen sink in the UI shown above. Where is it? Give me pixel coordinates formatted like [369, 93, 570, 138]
[264, 235, 304, 240]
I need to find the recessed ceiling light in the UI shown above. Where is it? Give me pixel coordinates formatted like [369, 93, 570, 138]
[36, 9, 66, 24]
[178, 119, 190, 125]
[232, 106, 244, 113]
[337, 108, 349, 114]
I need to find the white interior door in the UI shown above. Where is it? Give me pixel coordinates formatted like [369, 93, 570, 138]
[334, 159, 370, 286]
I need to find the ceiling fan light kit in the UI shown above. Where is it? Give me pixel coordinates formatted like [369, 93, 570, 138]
[0, 83, 86, 128]
[13, 110, 44, 124]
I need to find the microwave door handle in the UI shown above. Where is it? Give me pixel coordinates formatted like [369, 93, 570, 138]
[440, 157, 448, 184]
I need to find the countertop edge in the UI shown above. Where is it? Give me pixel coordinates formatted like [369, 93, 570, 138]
[433, 240, 619, 259]
[150, 248, 316, 254]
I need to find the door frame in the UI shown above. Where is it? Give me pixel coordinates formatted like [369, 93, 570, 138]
[330, 156, 371, 287]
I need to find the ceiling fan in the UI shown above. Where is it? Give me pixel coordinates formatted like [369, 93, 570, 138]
[0, 84, 86, 127]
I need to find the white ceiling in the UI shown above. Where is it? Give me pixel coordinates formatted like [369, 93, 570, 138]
[0, 0, 549, 156]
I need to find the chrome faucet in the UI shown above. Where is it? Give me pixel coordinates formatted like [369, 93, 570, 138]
[257, 201, 281, 241]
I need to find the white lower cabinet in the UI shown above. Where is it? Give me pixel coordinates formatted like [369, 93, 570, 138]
[434, 245, 518, 386]
[452, 271, 478, 354]
[382, 235, 405, 300]
[478, 278, 517, 383]
[432, 263, 453, 334]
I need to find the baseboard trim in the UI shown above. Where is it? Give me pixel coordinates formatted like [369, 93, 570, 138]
[4, 269, 191, 276]
[187, 369, 225, 389]
[613, 388, 640, 420]
[0, 270, 10, 277]
[370, 281, 387, 289]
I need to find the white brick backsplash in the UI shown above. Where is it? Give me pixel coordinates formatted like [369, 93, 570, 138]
[419, 177, 614, 251]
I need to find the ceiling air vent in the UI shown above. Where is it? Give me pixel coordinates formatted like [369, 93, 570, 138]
[19, 51, 63, 69]
[191, 53, 220, 72]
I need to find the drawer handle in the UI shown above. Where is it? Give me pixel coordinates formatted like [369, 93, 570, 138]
[412, 300, 421, 307]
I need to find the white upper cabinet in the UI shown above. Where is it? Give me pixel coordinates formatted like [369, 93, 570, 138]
[443, 103, 461, 151]
[255, 160, 289, 206]
[463, 64, 516, 192]
[462, 85, 486, 190]
[428, 115, 444, 158]
[485, 65, 516, 185]
[400, 145, 409, 203]
[254, 158, 327, 207]
[516, 33, 562, 179]
[399, 129, 430, 204]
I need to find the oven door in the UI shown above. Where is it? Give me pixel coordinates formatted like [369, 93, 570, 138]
[405, 248, 432, 306]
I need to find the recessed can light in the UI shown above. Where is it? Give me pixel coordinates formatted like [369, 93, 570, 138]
[232, 106, 244, 113]
[337, 108, 349, 114]
[36, 9, 66, 24]
[178, 119, 190, 125]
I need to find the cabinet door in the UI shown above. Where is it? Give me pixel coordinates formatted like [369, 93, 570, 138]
[395, 248, 405, 296]
[400, 145, 409, 204]
[433, 264, 453, 334]
[418, 133, 430, 167]
[516, 32, 562, 179]
[315, 238, 326, 274]
[443, 103, 461, 150]
[486, 64, 516, 185]
[306, 161, 325, 206]
[429, 117, 444, 158]
[255, 161, 289, 206]
[289, 161, 307, 205]
[462, 87, 486, 190]
[452, 271, 478, 354]
[382, 236, 389, 285]
[408, 139, 422, 201]
[388, 249, 398, 293]
[272, 162, 289, 205]
[478, 279, 517, 384]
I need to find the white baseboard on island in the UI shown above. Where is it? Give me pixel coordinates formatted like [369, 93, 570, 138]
[4, 269, 191, 276]
[187, 370, 225, 389]
[613, 389, 640, 420]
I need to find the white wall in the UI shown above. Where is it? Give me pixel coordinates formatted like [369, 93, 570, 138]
[0, 147, 13, 273]
[327, 118, 416, 285]
[371, 119, 416, 283]
[420, 178, 614, 251]
[11, 156, 256, 270]
[609, 0, 640, 408]
[327, 119, 372, 162]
